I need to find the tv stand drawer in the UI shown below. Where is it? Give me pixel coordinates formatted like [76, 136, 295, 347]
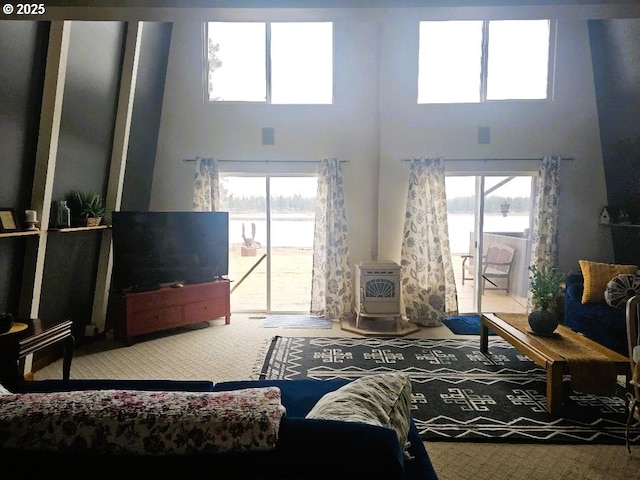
[127, 288, 188, 312]
[184, 300, 225, 323]
[110, 279, 231, 345]
[131, 306, 183, 333]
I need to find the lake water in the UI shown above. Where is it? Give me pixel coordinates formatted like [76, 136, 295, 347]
[230, 213, 531, 253]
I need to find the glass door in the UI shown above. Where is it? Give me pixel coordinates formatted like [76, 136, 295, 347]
[479, 176, 531, 313]
[220, 175, 317, 313]
[447, 175, 532, 314]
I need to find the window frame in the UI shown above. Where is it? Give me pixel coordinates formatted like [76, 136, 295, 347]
[204, 21, 334, 105]
[418, 19, 557, 105]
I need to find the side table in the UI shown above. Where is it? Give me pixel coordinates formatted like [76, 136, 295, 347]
[0, 318, 74, 389]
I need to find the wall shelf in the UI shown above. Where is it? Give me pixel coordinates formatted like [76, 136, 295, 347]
[0, 226, 112, 239]
[0, 230, 42, 239]
[602, 223, 640, 228]
[48, 225, 111, 233]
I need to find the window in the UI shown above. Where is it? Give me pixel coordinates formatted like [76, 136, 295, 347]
[418, 20, 553, 104]
[206, 22, 333, 104]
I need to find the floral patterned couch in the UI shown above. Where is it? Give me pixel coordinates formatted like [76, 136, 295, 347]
[0, 377, 438, 480]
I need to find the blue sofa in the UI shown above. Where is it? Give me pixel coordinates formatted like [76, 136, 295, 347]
[2, 378, 438, 480]
[564, 273, 628, 355]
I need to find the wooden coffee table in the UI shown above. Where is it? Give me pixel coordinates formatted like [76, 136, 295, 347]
[480, 312, 629, 414]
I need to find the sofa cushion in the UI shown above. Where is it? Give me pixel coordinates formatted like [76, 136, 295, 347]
[578, 260, 637, 304]
[0, 387, 285, 455]
[605, 273, 640, 309]
[305, 372, 412, 454]
[0, 383, 10, 395]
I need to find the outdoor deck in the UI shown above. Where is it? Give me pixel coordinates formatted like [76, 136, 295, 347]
[228, 246, 527, 315]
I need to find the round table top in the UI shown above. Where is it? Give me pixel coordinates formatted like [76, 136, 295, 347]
[0, 322, 28, 336]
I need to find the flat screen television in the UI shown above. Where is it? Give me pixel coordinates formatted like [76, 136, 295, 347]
[111, 211, 229, 292]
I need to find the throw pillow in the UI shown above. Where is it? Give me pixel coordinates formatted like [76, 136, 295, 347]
[604, 273, 640, 309]
[305, 372, 412, 454]
[578, 260, 637, 304]
[0, 386, 285, 455]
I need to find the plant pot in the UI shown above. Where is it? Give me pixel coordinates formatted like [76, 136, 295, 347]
[86, 217, 102, 227]
[528, 309, 558, 335]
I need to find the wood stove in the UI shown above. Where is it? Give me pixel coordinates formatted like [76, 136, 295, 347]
[354, 261, 402, 327]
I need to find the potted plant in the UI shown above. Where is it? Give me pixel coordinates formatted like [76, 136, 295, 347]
[68, 190, 106, 227]
[528, 264, 565, 334]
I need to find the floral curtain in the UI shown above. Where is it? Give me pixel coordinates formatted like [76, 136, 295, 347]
[527, 155, 562, 310]
[400, 158, 458, 326]
[193, 157, 220, 212]
[310, 158, 353, 319]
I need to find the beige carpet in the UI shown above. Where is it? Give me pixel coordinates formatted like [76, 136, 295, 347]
[33, 315, 640, 480]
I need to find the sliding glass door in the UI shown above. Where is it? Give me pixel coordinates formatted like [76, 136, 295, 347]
[447, 175, 533, 314]
[220, 175, 317, 313]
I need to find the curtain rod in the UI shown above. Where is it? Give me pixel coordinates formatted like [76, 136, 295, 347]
[401, 157, 573, 162]
[183, 158, 349, 163]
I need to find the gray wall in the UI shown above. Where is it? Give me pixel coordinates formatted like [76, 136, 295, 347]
[122, 22, 173, 211]
[0, 21, 48, 313]
[0, 20, 171, 344]
[39, 22, 125, 335]
[589, 19, 640, 265]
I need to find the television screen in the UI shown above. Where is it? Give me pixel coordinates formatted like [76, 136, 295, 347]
[111, 211, 229, 292]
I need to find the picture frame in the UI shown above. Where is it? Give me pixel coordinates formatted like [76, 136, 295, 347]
[0, 208, 19, 232]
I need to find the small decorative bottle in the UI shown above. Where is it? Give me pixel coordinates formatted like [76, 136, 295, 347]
[57, 200, 71, 228]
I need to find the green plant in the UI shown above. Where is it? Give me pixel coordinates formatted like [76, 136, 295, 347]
[528, 264, 565, 311]
[68, 190, 106, 219]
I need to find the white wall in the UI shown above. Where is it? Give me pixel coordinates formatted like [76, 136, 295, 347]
[152, 9, 614, 280]
[377, 15, 612, 274]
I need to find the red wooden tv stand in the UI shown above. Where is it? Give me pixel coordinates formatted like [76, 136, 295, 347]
[110, 280, 230, 345]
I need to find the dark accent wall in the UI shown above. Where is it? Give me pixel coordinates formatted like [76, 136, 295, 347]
[0, 19, 172, 348]
[39, 22, 126, 340]
[121, 22, 173, 211]
[0, 21, 48, 313]
[589, 19, 640, 265]
[52, 22, 126, 207]
[0, 21, 171, 348]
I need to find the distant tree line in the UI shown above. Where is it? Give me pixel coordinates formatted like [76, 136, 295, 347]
[448, 196, 531, 214]
[225, 194, 316, 213]
[225, 194, 530, 214]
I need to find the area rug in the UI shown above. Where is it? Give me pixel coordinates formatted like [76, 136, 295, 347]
[260, 315, 333, 329]
[443, 314, 496, 335]
[257, 336, 639, 444]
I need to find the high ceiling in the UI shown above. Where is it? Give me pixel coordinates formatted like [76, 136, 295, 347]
[40, 0, 640, 6]
[8, 0, 640, 21]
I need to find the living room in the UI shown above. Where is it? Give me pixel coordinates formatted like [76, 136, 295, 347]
[1, 1, 640, 478]
[4, 1, 640, 333]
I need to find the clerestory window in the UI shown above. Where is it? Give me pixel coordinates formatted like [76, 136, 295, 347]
[418, 20, 554, 104]
[205, 21, 333, 104]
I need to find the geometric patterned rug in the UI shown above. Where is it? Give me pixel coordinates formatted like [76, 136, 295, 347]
[258, 336, 640, 444]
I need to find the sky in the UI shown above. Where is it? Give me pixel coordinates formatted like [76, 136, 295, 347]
[223, 176, 318, 198]
[223, 175, 531, 199]
[446, 176, 532, 198]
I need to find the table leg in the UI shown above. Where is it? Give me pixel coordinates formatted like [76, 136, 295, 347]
[62, 335, 75, 381]
[480, 318, 489, 354]
[546, 362, 563, 414]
